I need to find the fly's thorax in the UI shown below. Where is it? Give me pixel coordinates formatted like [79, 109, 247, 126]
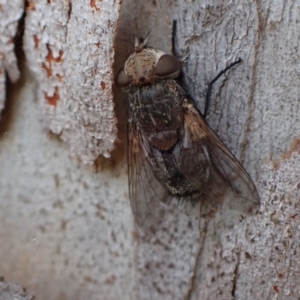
[126, 80, 185, 109]
[116, 42, 181, 88]
[126, 80, 185, 151]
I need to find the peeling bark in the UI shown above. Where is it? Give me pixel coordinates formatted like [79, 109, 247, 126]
[24, 0, 121, 166]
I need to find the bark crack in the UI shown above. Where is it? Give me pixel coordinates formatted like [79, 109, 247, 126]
[231, 250, 241, 300]
[239, 0, 263, 167]
[184, 219, 209, 300]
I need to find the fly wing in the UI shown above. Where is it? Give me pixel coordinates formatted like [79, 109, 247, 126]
[128, 121, 172, 233]
[182, 100, 259, 206]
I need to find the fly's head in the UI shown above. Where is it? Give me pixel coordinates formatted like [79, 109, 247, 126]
[116, 36, 181, 88]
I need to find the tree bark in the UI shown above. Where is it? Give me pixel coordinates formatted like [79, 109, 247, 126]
[0, 278, 34, 300]
[0, 0, 23, 114]
[24, 0, 120, 166]
[1, 0, 300, 300]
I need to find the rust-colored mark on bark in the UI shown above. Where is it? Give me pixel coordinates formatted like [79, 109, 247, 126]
[47, 0, 53, 3]
[56, 74, 63, 82]
[33, 35, 39, 49]
[46, 45, 64, 63]
[45, 87, 60, 106]
[43, 45, 64, 77]
[291, 213, 298, 219]
[42, 62, 52, 77]
[90, 0, 100, 11]
[46, 45, 54, 62]
[56, 50, 64, 62]
[47, 130, 61, 140]
[0, 4, 2, 10]
[277, 273, 283, 278]
[101, 81, 106, 90]
[95, 42, 100, 48]
[27, 1, 35, 10]
[271, 137, 300, 170]
[84, 276, 97, 284]
[132, 229, 139, 240]
[281, 138, 300, 161]
[273, 286, 279, 293]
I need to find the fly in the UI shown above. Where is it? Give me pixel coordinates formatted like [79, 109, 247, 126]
[116, 35, 259, 232]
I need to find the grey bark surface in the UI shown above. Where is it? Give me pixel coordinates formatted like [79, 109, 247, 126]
[0, 0, 23, 114]
[0, 0, 300, 300]
[0, 279, 34, 300]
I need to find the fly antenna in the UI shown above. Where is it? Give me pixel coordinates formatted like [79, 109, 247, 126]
[120, 38, 134, 46]
[141, 30, 151, 47]
[134, 30, 151, 52]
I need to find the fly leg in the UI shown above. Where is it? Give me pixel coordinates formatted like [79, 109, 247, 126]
[203, 58, 242, 119]
[172, 20, 177, 56]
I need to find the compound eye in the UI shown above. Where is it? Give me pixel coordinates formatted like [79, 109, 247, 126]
[116, 68, 131, 87]
[155, 54, 181, 78]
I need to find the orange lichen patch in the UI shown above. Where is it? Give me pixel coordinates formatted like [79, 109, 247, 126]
[56, 74, 63, 82]
[27, 1, 35, 10]
[101, 81, 106, 90]
[56, 50, 64, 62]
[43, 46, 64, 77]
[90, 0, 100, 11]
[46, 45, 54, 62]
[42, 62, 52, 77]
[33, 35, 39, 48]
[46, 45, 64, 63]
[45, 87, 60, 106]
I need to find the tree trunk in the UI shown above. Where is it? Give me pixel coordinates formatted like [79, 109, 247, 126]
[1, 0, 300, 299]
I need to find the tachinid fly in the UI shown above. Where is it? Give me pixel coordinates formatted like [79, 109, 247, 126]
[116, 36, 259, 232]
